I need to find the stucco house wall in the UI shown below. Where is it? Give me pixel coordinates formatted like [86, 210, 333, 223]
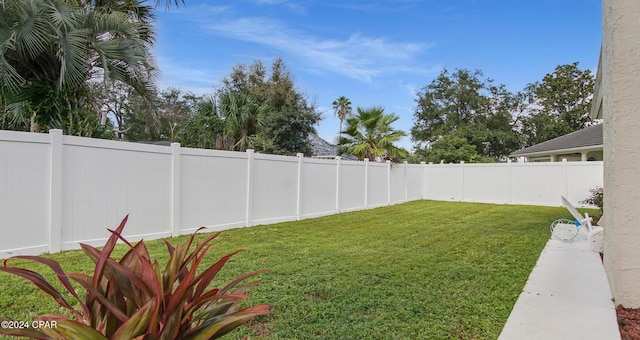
[601, 0, 640, 308]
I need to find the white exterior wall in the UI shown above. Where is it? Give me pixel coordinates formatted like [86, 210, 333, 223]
[0, 129, 603, 258]
[602, 0, 640, 307]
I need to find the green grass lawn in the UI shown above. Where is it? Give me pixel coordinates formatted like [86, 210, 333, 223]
[0, 200, 582, 339]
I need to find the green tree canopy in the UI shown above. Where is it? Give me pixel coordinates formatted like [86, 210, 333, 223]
[411, 69, 522, 162]
[0, 0, 182, 135]
[520, 62, 595, 146]
[338, 106, 407, 161]
[175, 95, 224, 149]
[218, 58, 321, 156]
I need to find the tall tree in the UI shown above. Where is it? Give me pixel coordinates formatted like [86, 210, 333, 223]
[0, 0, 157, 132]
[216, 92, 266, 151]
[0, 0, 184, 134]
[175, 95, 224, 149]
[122, 87, 199, 142]
[411, 69, 522, 162]
[520, 62, 595, 146]
[338, 106, 407, 161]
[218, 58, 321, 156]
[332, 96, 352, 141]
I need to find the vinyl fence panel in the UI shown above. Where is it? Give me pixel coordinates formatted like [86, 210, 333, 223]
[300, 157, 337, 219]
[406, 165, 424, 201]
[338, 160, 367, 212]
[60, 135, 173, 250]
[423, 163, 464, 201]
[251, 153, 298, 225]
[0, 129, 603, 258]
[462, 163, 512, 204]
[179, 148, 248, 232]
[565, 161, 604, 205]
[366, 162, 389, 208]
[389, 164, 407, 204]
[0, 131, 51, 256]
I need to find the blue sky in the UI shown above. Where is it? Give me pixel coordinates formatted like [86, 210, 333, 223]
[153, 0, 602, 150]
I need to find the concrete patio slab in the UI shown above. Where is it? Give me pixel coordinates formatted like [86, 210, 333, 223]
[499, 228, 620, 340]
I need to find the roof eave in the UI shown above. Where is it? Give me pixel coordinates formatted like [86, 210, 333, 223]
[510, 144, 603, 158]
[590, 47, 603, 120]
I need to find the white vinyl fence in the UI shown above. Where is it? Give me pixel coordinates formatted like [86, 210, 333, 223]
[0, 129, 603, 258]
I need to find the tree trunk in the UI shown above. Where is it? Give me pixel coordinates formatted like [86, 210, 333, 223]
[30, 111, 39, 132]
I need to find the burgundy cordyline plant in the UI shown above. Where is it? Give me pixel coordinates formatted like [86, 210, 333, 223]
[0, 215, 273, 339]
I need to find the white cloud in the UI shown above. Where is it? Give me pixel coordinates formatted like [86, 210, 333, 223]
[156, 57, 222, 95]
[253, 0, 307, 14]
[195, 16, 431, 83]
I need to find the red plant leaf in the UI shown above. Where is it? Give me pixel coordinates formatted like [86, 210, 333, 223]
[163, 238, 176, 256]
[183, 304, 273, 340]
[35, 316, 108, 340]
[103, 273, 127, 337]
[180, 231, 221, 270]
[106, 227, 134, 249]
[216, 304, 274, 336]
[135, 255, 163, 334]
[79, 243, 101, 265]
[183, 288, 222, 316]
[10, 255, 89, 320]
[228, 279, 263, 298]
[193, 249, 242, 299]
[111, 300, 157, 340]
[158, 305, 184, 340]
[118, 241, 150, 274]
[0, 266, 76, 313]
[164, 260, 198, 317]
[191, 301, 238, 325]
[163, 242, 190, 290]
[97, 256, 152, 307]
[68, 272, 129, 323]
[93, 215, 129, 290]
[220, 269, 268, 295]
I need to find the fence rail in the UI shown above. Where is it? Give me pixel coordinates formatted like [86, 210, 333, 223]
[0, 129, 603, 258]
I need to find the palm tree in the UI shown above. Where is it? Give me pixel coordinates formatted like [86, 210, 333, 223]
[0, 0, 176, 133]
[332, 96, 352, 140]
[217, 92, 267, 151]
[338, 106, 408, 161]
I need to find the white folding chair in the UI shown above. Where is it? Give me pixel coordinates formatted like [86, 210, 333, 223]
[549, 196, 594, 240]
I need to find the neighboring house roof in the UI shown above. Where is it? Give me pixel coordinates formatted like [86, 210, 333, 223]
[308, 134, 357, 160]
[511, 124, 603, 157]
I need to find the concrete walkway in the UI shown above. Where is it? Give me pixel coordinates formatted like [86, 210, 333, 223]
[499, 228, 620, 340]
